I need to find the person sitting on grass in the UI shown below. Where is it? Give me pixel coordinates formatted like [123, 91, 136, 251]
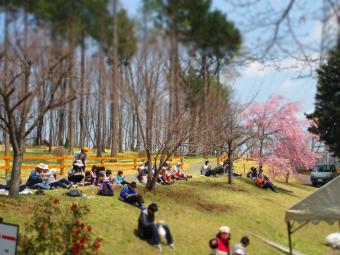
[97, 172, 106, 184]
[112, 170, 129, 186]
[136, 167, 147, 184]
[173, 162, 191, 180]
[119, 181, 145, 209]
[26, 163, 48, 189]
[201, 160, 212, 176]
[44, 168, 71, 189]
[209, 226, 231, 255]
[233, 236, 250, 255]
[138, 203, 175, 252]
[159, 167, 173, 185]
[68, 160, 85, 185]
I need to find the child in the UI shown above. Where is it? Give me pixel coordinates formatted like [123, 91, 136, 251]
[209, 226, 231, 255]
[114, 170, 128, 186]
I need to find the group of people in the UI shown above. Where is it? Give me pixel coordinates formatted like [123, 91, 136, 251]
[246, 166, 276, 192]
[136, 161, 192, 185]
[209, 226, 250, 255]
[136, 203, 251, 254]
[201, 160, 242, 178]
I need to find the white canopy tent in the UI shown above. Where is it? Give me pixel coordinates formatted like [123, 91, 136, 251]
[285, 175, 340, 254]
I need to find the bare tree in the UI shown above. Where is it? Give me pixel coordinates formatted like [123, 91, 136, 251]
[0, 28, 74, 196]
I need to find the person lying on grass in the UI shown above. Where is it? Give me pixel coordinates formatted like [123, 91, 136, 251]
[209, 226, 231, 255]
[138, 203, 175, 252]
[119, 181, 145, 209]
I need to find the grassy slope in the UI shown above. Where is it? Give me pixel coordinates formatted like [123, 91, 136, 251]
[0, 174, 337, 255]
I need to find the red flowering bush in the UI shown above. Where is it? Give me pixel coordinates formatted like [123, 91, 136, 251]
[19, 198, 103, 255]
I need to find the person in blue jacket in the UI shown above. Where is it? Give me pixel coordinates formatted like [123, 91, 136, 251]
[119, 181, 145, 209]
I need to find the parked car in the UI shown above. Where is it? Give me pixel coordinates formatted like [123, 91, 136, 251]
[310, 165, 338, 186]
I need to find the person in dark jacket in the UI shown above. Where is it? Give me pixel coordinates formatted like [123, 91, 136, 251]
[138, 203, 175, 251]
[26, 163, 48, 188]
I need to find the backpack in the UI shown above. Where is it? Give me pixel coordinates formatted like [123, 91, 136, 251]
[66, 189, 83, 197]
[97, 181, 113, 196]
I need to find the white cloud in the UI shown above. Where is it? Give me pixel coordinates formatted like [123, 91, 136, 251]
[242, 61, 271, 77]
[280, 80, 294, 91]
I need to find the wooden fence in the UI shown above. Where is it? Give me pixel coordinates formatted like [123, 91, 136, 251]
[0, 155, 184, 176]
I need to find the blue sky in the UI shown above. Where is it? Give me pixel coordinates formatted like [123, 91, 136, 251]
[121, 0, 330, 116]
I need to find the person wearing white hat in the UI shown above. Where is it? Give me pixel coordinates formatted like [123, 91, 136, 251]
[26, 163, 49, 189]
[209, 226, 231, 255]
[68, 160, 85, 184]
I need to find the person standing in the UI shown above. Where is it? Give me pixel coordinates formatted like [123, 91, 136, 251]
[73, 147, 89, 168]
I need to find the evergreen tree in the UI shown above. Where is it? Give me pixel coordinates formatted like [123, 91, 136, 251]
[307, 49, 340, 157]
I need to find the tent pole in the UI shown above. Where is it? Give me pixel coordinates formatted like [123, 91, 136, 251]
[287, 221, 293, 255]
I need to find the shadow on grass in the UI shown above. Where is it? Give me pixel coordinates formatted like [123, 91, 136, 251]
[145, 185, 232, 213]
[184, 179, 250, 192]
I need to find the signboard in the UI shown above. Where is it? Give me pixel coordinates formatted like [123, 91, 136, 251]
[0, 222, 19, 255]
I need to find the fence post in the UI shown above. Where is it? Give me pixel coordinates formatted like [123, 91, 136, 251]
[134, 159, 137, 170]
[60, 155, 65, 175]
[5, 155, 10, 176]
[101, 158, 105, 167]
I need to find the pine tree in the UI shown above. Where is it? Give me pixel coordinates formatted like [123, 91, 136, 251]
[307, 49, 340, 157]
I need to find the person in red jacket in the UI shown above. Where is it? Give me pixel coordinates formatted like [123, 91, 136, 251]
[209, 226, 231, 255]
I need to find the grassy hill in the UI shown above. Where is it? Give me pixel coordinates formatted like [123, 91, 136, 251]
[0, 175, 337, 255]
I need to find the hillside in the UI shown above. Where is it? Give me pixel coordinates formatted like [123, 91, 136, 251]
[0, 175, 336, 255]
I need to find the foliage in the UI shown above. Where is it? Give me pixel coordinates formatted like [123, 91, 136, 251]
[243, 95, 318, 182]
[19, 198, 103, 255]
[307, 49, 340, 158]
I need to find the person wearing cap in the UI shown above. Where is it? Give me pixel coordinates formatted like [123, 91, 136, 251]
[119, 181, 145, 209]
[209, 226, 231, 255]
[26, 163, 49, 189]
[232, 236, 250, 255]
[138, 203, 175, 252]
[73, 147, 89, 168]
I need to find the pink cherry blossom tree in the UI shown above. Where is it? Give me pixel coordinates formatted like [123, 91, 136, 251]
[242, 95, 318, 183]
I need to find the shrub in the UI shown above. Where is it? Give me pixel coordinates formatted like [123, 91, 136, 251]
[19, 198, 103, 255]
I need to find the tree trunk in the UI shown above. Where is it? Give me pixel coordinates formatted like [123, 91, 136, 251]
[110, 0, 118, 157]
[9, 151, 23, 197]
[118, 66, 124, 152]
[96, 50, 104, 156]
[49, 110, 54, 153]
[79, 36, 86, 148]
[227, 142, 233, 184]
[3, 0, 10, 157]
[202, 55, 208, 157]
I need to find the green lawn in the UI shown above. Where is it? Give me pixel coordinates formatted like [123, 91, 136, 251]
[0, 176, 336, 255]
